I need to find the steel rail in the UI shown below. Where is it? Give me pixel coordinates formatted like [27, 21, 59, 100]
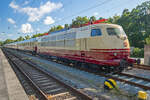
[3, 50, 49, 100]
[5, 48, 150, 92]
[16, 51, 150, 91]
[95, 73, 150, 90]
[134, 64, 150, 70]
[118, 72, 150, 82]
[4, 49, 93, 100]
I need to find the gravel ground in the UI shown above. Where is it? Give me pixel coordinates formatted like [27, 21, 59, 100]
[122, 68, 150, 99]
[124, 68, 150, 79]
[9, 50, 150, 100]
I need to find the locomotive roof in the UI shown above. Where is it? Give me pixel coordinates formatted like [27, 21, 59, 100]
[5, 37, 38, 45]
[49, 23, 120, 35]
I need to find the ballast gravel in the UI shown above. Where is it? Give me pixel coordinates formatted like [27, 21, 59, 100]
[9, 49, 150, 100]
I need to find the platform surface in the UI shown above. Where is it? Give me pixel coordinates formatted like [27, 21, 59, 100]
[0, 49, 28, 100]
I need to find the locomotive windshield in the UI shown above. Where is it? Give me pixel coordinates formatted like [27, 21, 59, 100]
[107, 27, 127, 39]
[107, 27, 126, 36]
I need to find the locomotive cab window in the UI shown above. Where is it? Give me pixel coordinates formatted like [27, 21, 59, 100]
[107, 28, 118, 35]
[91, 29, 102, 37]
[107, 28, 126, 36]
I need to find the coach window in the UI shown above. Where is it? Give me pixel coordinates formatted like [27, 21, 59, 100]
[91, 29, 102, 37]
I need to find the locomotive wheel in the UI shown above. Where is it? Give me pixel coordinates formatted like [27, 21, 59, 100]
[119, 59, 127, 72]
[74, 61, 82, 68]
[100, 66, 111, 73]
[105, 66, 111, 73]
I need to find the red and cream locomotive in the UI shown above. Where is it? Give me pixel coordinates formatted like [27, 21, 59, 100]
[5, 19, 136, 72]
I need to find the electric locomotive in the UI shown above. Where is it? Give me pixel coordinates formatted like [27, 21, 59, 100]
[5, 19, 136, 72]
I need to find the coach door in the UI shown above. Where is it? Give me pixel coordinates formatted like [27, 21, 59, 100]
[80, 38, 86, 50]
[80, 38, 87, 61]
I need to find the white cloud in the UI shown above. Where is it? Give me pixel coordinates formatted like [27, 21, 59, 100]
[9, 1, 19, 9]
[93, 12, 99, 16]
[44, 16, 55, 25]
[20, 23, 33, 33]
[9, 1, 63, 22]
[7, 18, 16, 24]
[14, 25, 17, 28]
[23, 1, 29, 5]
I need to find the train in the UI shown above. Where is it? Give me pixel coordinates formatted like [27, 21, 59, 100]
[5, 19, 136, 72]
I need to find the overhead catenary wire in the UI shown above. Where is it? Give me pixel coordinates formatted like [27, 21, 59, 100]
[14, 0, 37, 37]
[49, 0, 113, 26]
[5, 0, 26, 35]
[34, 0, 113, 34]
[36, 0, 79, 30]
[15, 0, 36, 27]
[14, 0, 112, 34]
[14, 0, 137, 35]
[9, 0, 28, 29]
[47, 0, 140, 28]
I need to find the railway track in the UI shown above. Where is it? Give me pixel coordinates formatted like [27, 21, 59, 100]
[112, 72, 150, 90]
[5, 53, 40, 99]
[81, 69, 150, 90]
[3, 49, 92, 100]
[4, 48, 150, 92]
[134, 64, 150, 70]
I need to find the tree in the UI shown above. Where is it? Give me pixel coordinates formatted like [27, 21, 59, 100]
[107, 17, 113, 23]
[99, 17, 105, 20]
[15, 36, 25, 42]
[122, 9, 130, 15]
[64, 24, 69, 29]
[49, 26, 56, 32]
[112, 15, 120, 24]
[131, 48, 144, 58]
[49, 25, 64, 33]
[72, 16, 89, 27]
[90, 16, 96, 21]
[3, 39, 14, 45]
[25, 35, 30, 40]
[109, 1, 150, 48]
[56, 25, 63, 31]
[32, 33, 44, 38]
[145, 36, 150, 44]
[0, 41, 3, 46]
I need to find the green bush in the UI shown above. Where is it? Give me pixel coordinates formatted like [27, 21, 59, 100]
[131, 48, 144, 58]
[145, 36, 150, 45]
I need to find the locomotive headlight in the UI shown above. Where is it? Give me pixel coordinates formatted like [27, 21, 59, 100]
[114, 53, 117, 56]
[123, 41, 128, 47]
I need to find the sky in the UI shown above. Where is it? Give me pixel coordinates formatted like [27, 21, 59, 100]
[0, 0, 149, 41]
